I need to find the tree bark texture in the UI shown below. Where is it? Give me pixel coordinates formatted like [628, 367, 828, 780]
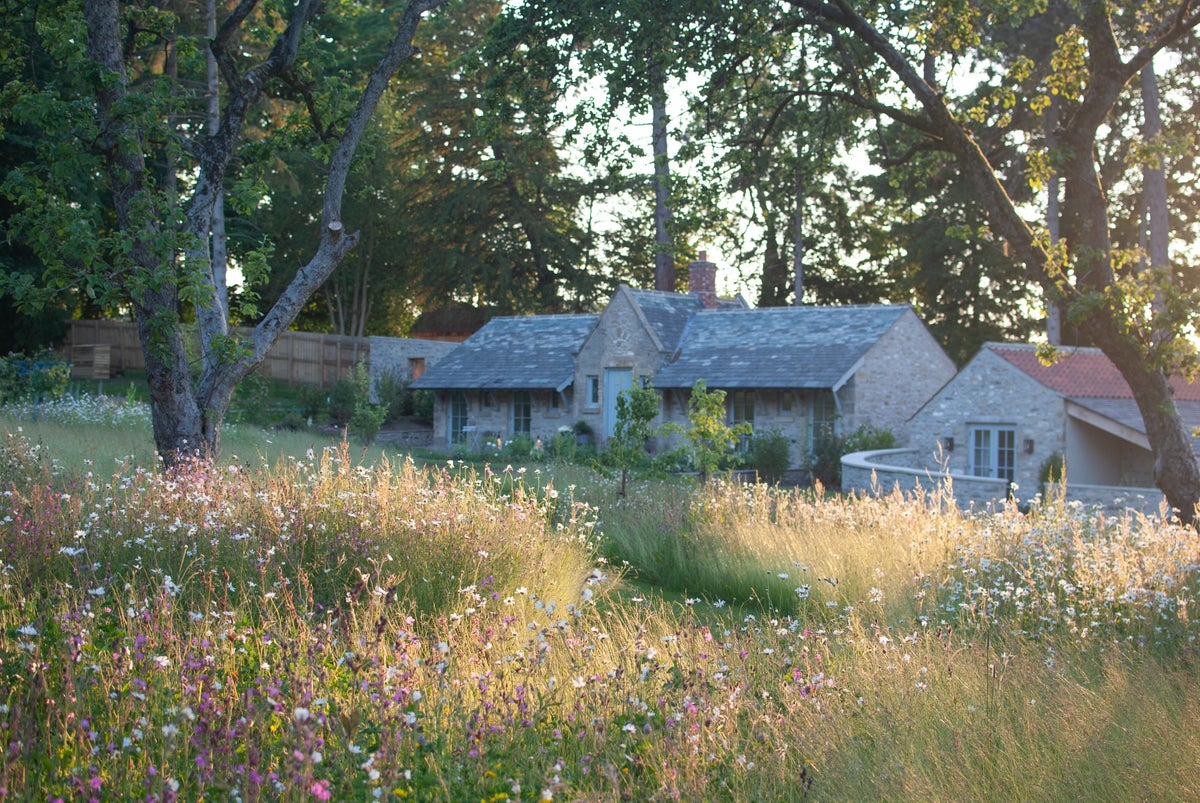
[650, 62, 675, 292]
[85, 0, 444, 464]
[786, 0, 1200, 521]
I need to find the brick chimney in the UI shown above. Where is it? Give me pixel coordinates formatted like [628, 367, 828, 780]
[688, 251, 718, 308]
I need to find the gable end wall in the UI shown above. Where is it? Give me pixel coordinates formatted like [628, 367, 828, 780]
[851, 311, 957, 438]
[573, 291, 670, 433]
[906, 348, 1067, 493]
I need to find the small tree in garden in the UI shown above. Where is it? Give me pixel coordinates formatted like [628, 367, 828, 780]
[608, 381, 662, 497]
[348, 359, 387, 445]
[684, 380, 752, 482]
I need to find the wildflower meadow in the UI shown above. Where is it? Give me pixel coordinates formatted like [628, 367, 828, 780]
[3, 398, 1200, 800]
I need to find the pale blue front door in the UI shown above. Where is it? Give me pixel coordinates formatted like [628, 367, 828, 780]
[603, 368, 633, 440]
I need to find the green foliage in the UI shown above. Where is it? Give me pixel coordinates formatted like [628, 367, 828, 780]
[375, 369, 409, 421]
[749, 429, 792, 483]
[373, 370, 434, 423]
[502, 434, 537, 459]
[410, 389, 434, 421]
[549, 429, 579, 462]
[682, 380, 752, 481]
[296, 384, 327, 421]
[808, 424, 897, 489]
[0, 349, 70, 404]
[606, 381, 663, 495]
[1039, 452, 1066, 495]
[328, 379, 358, 427]
[347, 359, 386, 444]
[227, 369, 273, 426]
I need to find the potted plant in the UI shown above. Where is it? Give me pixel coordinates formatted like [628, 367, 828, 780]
[572, 420, 595, 446]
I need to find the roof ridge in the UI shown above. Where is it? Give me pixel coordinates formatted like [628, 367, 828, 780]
[695, 303, 911, 314]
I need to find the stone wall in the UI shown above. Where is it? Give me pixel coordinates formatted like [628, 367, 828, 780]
[368, 337, 459, 402]
[850, 309, 958, 436]
[842, 448, 1011, 511]
[905, 347, 1067, 494]
[843, 448, 1169, 518]
[428, 389, 572, 451]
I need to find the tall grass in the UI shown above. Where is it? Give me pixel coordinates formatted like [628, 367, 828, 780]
[3, 418, 1200, 799]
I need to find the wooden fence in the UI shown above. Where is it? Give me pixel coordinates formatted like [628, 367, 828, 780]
[61, 320, 369, 387]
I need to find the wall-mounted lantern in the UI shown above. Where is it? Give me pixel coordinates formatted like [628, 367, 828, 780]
[1024, 438, 1035, 454]
[942, 436, 954, 452]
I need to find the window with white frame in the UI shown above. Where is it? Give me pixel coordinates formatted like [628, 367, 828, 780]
[586, 375, 600, 407]
[969, 425, 1016, 483]
[512, 391, 532, 437]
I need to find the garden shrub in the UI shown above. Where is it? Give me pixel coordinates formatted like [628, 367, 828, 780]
[503, 434, 536, 459]
[228, 368, 273, 425]
[682, 380, 751, 481]
[750, 429, 792, 483]
[549, 428, 578, 462]
[0, 349, 70, 404]
[607, 381, 662, 495]
[411, 389, 434, 421]
[347, 359, 387, 444]
[296, 384, 326, 421]
[808, 424, 896, 489]
[1039, 452, 1066, 497]
[375, 369, 409, 421]
[328, 378, 357, 426]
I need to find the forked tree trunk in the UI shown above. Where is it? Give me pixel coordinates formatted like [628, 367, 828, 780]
[85, 0, 444, 464]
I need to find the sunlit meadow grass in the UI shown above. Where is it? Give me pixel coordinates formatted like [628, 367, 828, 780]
[0, 393, 396, 472]
[3, 413, 1200, 800]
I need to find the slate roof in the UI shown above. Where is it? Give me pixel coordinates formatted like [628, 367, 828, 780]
[990, 343, 1200, 401]
[622, 289, 706, 352]
[653, 304, 911, 389]
[410, 314, 598, 392]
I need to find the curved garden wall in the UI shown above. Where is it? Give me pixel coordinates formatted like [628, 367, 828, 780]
[842, 448, 1168, 517]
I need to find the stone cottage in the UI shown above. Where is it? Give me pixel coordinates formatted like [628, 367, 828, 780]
[843, 342, 1200, 512]
[411, 256, 956, 465]
[650, 302, 957, 461]
[410, 313, 598, 450]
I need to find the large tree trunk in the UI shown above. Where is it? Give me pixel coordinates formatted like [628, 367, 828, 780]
[1140, 58, 1170, 335]
[208, 0, 229, 321]
[85, 0, 444, 464]
[650, 60, 674, 292]
[1045, 97, 1063, 345]
[785, 0, 1200, 522]
[793, 142, 806, 306]
[758, 213, 789, 306]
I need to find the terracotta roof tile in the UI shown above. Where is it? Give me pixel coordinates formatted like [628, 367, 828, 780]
[989, 343, 1200, 401]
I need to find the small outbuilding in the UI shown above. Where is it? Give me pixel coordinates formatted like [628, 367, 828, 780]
[845, 342, 1200, 512]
